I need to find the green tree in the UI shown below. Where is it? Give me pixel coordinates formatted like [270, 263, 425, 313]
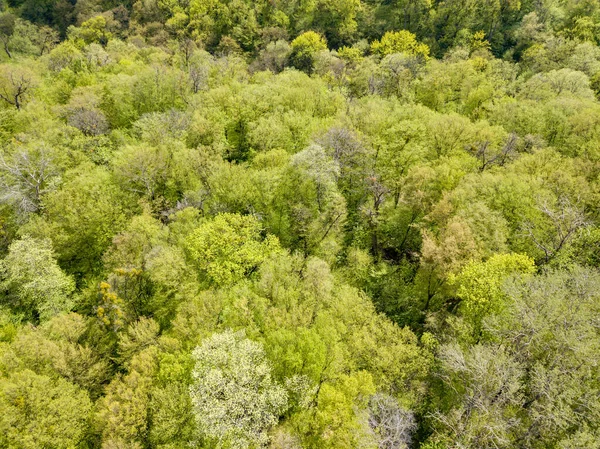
[311, 0, 360, 47]
[96, 347, 158, 448]
[2, 313, 111, 397]
[0, 12, 15, 58]
[0, 236, 75, 321]
[297, 372, 376, 449]
[290, 31, 327, 72]
[185, 213, 280, 287]
[68, 14, 112, 45]
[25, 165, 129, 279]
[370, 30, 430, 59]
[0, 369, 92, 449]
[449, 253, 535, 336]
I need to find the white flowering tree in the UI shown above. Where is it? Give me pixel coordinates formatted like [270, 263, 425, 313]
[190, 330, 288, 449]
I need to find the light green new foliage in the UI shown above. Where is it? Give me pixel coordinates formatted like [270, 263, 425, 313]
[298, 371, 376, 449]
[450, 253, 535, 323]
[0, 236, 75, 321]
[185, 213, 280, 287]
[370, 30, 430, 58]
[290, 31, 328, 72]
[25, 164, 128, 278]
[291, 31, 328, 56]
[190, 330, 288, 449]
[95, 347, 158, 448]
[68, 15, 112, 45]
[0, 369, 92, 449]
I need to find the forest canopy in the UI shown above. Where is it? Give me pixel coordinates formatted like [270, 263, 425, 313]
[1, 0, 600, 448]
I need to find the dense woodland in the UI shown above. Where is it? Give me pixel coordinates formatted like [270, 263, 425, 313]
[1, 0, 600, 448]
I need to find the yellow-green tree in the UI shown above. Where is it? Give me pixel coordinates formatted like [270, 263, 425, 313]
[0, 369, 92, 449]
[370, 30, 430, 59]
[185, 213, 280, 287]
[290, 31, 328, 72]
[450, 253, 535, 332]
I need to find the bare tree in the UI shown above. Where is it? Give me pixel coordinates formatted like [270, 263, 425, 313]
[362, 174, 390, 258]
[0, 66, 36, 110]
[0, 144, 58, 215]
[319, 127, 369, 172]
[368, 394, 416, 449]
[189, 61, 209, 94]
[34, 26, 60, 56]
[521, 196, 588, 264]
[67, 108, 109, 136]
[178, 37, 197, 67]
[472, 132, 519, 172]
[430, 344, 524, 448]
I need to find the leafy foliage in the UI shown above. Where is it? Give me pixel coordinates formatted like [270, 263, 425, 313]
[0, 236, 74, 321]
[0, 1, 598, 448]
[185, 213, 281, 287]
